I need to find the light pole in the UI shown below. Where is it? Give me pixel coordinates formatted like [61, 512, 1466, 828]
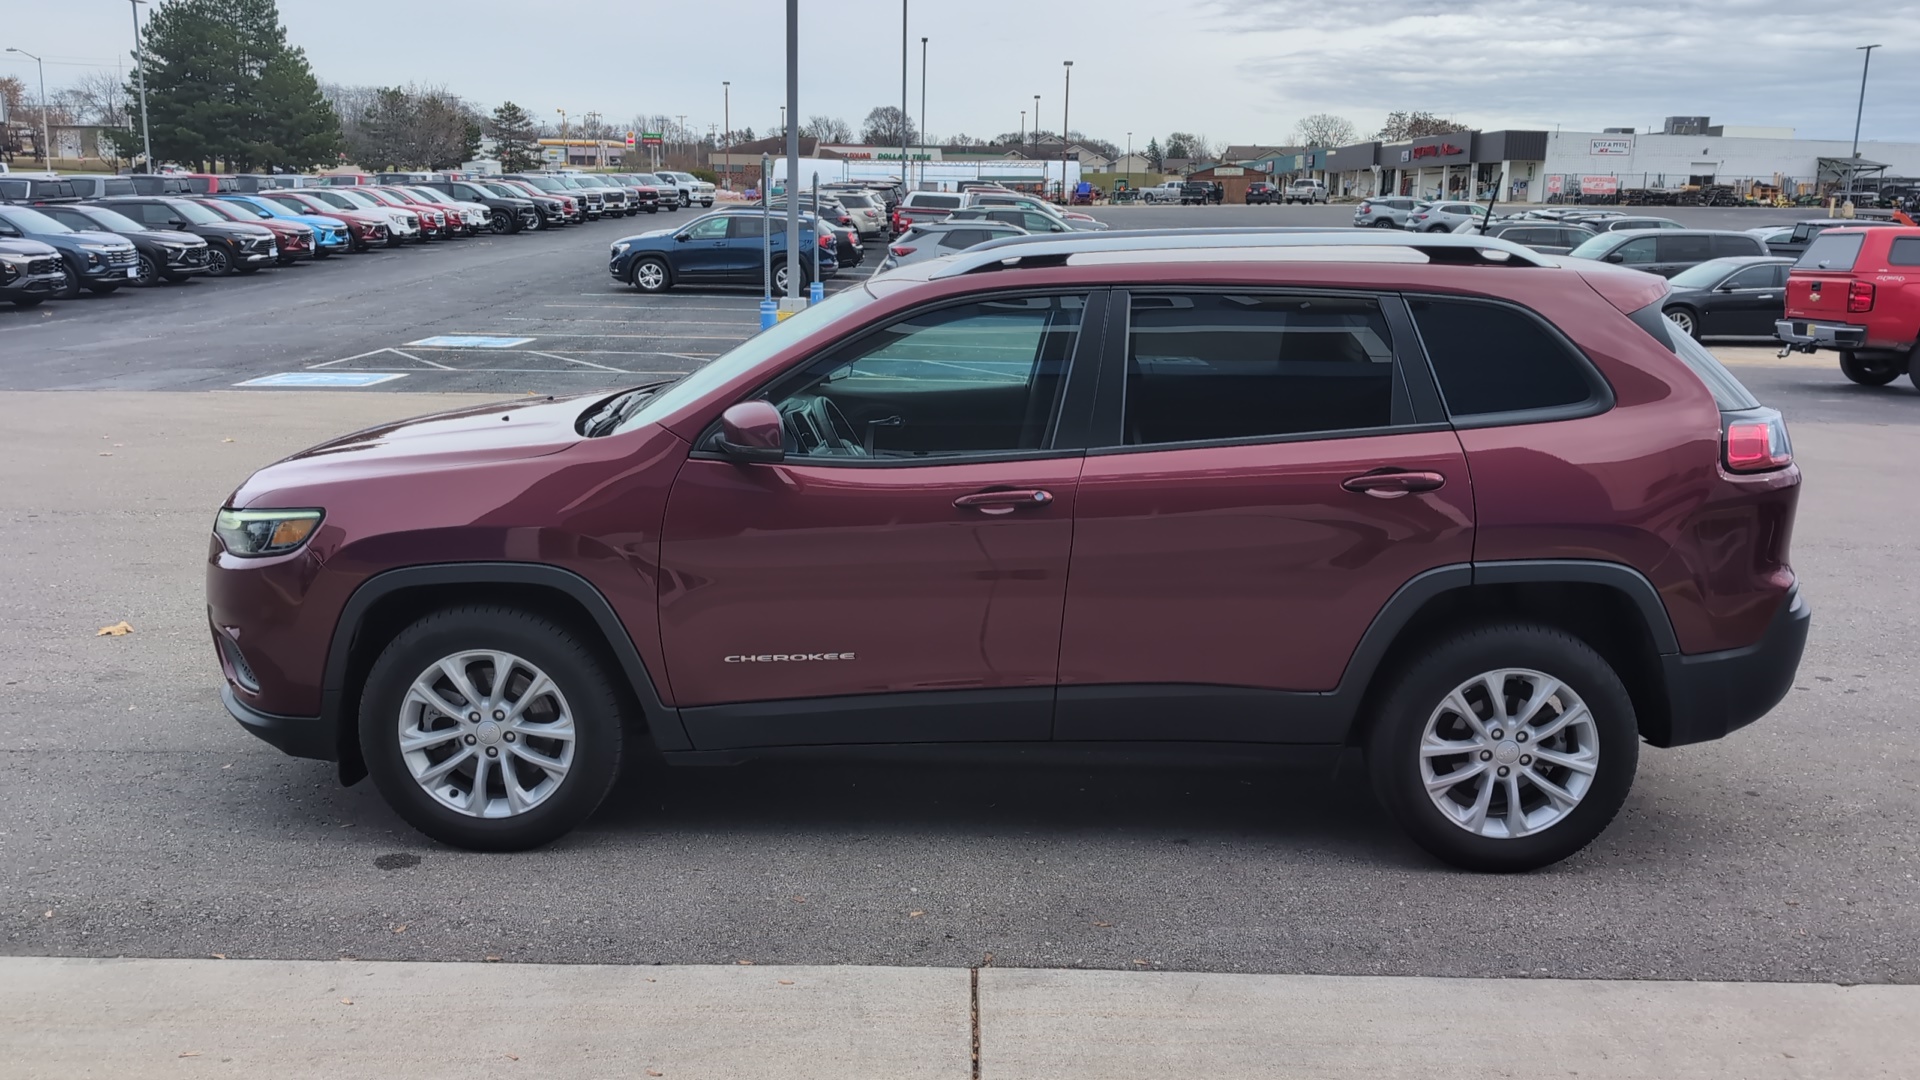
[677, 114, 687, 162]
[1126, 130, 1132, 194]
[919, 37, 928, 189]
[899, 0, 908, 192]
[1019, 109, 1026, 148]
[129, 0, 153, 169]
[784, 0, 799, 302]
[722, 81, 731, 189]
[1061, 61, 1072, 202]
[6, 49, 49, 166]
[1033, 95, 1040, 149]
[1849, 43, 1881, 195]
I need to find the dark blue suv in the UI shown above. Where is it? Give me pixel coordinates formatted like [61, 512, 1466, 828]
[610, 208, 837, 294]
[0, 203, 139, 298]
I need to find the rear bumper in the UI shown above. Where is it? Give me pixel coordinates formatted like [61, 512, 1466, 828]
[1655, 585, 1810, 747]
[223, 684, 335, 761]
[1775, 318, 1866, 349]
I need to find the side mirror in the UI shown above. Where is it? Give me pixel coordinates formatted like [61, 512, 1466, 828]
[1603, 253, 1625, 264]
[675, 233, 690, 242]
[714, 401, 785, 464]
[1051, 223, 1067, 232]
[169, 219, 189, 229]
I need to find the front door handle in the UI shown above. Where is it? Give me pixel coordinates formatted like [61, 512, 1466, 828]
[954, 489, 1054, 515]
[1757, 294, 1775, 300]
[1342, 471, 1445, 498]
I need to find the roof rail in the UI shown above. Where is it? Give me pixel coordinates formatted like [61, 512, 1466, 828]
[927, 227, 1555, 279]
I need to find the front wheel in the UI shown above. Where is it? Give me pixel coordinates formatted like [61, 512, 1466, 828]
[1839, 351, 1902, 386]
[1365, 624, 1638, 872]
[134, 254, 161, 287]
[772, 259, 792, 294]
[358, 606, 626, 851]
[489, 210, 513, 235]
[53, 262, 82, 299]
[629, 256, 671, 293]
[206, 245, 235, 277]
[1663, 306, 1700, 341]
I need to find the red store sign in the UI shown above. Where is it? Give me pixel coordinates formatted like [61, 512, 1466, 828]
[1409, 142, 1466, 160]
[1580, 175, 1620, 195]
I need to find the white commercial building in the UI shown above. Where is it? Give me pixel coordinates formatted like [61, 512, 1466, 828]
[1535, 130, 1920, 202]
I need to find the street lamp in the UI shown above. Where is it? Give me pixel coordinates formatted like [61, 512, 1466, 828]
[919, 37, 928, 189]
[1126, 130, 1132, 194]
[5, 48, 49, 167]
[128, 0, 153, 169]
[1061, 61, 1073, 202]
[1020, 109, 1026, 148]
[722, 81, 731, 190]
[1849, 43, 1881, 196]
[1033, 95, 1040, 149]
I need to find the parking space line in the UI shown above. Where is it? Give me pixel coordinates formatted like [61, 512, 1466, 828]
[524, 350, 628, 372]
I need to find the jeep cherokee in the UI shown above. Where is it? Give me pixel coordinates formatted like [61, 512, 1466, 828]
[207, 229, 1809, 872]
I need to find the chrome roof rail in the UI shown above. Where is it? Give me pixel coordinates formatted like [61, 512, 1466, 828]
[926, 227, 1555, 279]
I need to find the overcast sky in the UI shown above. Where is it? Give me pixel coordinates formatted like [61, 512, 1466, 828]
[4, 0, 1914, 147]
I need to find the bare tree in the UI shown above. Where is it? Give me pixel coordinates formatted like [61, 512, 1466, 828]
[1374, 111, 1459, 141]
[1293, 113, 1357, 148]
[801, 115, 851, 143]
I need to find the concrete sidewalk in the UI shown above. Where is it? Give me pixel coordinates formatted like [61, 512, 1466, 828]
[3, 956, 1913, 1079]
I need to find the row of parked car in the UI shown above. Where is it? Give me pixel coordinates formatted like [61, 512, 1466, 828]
[0, 170, 680, 306]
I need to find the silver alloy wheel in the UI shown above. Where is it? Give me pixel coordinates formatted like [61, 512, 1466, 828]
[773, 263, 789, 293]
[136, 254, 159, 286]
[397, 650, 577, 819]
[633, 259, 667, 291]
[1665, 308, 1696, 337]
[1419, 668, 1599, 839]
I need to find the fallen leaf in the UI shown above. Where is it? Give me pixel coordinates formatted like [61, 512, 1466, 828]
[98, 451, 113, 457]
[222, 438, 235, 444]
[909, 910, 924, 918]
[776, 979, 794, 986]
[505, 1054, 519, 1061]
[1132, 959, 1151, 966]
[96, 621, 134, 637]
[210, 954, 227, 960]
[791, 895, 806, 903]
[392, 925, 407, 934]
[179, 1051, 203, 1058]
[1093, 921, 1112, 928]
[222, 763, 233, 769]
[736, 960, 754, 966]
[646, 1071, 663, 1077]
[339, 998, 353, 1005]
[43, 910, 53, 918]
[484, 956, 502, 963]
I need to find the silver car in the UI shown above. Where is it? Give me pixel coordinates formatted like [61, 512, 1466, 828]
[1406, 200, 1486, 233]
[824, 188, 888, 240]
[1352, 196, 1419, 228]
[876, 220, 1027, 272]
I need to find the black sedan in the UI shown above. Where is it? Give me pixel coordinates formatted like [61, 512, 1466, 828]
[1659, 256, 1795, 340]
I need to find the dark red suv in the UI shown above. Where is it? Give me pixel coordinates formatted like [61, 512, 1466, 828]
[208, 231, 1809, 871]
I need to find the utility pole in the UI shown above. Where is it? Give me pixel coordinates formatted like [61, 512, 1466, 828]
[1020, 110, 1026, 148]
[1126, 130, 1132, 192]
[722, 81, 731, 188]
[129, 0, 153, 168]
[677, 114, 687, 162]
[1033, 95, 1040, 150]
[1061, 61, 1073, 202]
[5, 49, 49, 166]
[900, 0, 908, 192]
[920, 37, 928, 190]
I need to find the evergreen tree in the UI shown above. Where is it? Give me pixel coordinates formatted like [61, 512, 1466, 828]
[1145, 137, 1164, 172]
[489, 101, 540, 173]
[139, 0, 339, 170]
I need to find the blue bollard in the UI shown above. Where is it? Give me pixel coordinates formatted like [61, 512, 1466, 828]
[809, 279, 823, 305]
[759, 297, 778, 331]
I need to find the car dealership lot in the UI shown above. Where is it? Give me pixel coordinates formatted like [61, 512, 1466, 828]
[1, 201, 1917, 979]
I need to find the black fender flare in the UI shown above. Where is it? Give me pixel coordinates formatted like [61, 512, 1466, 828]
[321, 563, 689, 775]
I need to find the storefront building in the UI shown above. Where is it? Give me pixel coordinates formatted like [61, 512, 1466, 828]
[1535, 130, 1920, 203]
[1325, 142, 1380, 198]
[1376, 130, 1547, 202]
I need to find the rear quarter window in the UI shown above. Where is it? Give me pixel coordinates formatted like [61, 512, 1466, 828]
[1888, 237, 1920, 267]
[1408, 297, 1608, 421]
[1798, 232, 1865, 270]
[911, 194, 961, 210]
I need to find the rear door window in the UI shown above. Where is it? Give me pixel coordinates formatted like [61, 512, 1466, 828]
[1121, 293, 1401, 445]
[1724, 265, 1777, 289]
[1709, 234, 1761, 258]
[1408, 297, 1606, 420]
[1888, 237, 1920, 266]
[1798, 232, 1865, 270]
[1656, 235, 1715, 262]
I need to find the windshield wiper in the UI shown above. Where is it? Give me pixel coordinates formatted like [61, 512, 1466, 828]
[582, 381, 673, 437]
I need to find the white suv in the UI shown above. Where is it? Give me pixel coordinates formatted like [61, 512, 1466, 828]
[659, 171, 715, 208]
[1285, 179, 1329, 204]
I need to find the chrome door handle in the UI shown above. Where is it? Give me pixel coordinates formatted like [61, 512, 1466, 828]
[954, 489, 1054, 515]
[1342, 471, 1445, 498]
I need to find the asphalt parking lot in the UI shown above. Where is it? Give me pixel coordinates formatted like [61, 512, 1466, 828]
[2, 201, 1916, 986]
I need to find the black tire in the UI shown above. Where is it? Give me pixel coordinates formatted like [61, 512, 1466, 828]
[53, 261, 82, 299]
[12, 297, 45, 308]
[489, 210, 513, 235]
[1364, 623, 1638, 873]
[772, 258, 792, 295]
[629, 255, 671, 293]
[1663, 306, 1701, 341]
[313, 248, 332, 260]
[85, 283, 121, 295]
[134, 253, 161, 287]
[206, 245, 236, 277]
[358, 606, 626, 851]
[1839, 350, 1902, 387]
[1908, 344, 1920, 390]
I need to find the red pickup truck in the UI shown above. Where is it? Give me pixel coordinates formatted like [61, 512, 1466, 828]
[1776, 225, 1920, 387]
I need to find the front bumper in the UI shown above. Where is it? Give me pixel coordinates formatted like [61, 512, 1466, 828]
[1655, 585, 1810, 747]
[1774, 318, 1867, 351]
[1, 271, 65, 298]
[223, 684, 334, 760]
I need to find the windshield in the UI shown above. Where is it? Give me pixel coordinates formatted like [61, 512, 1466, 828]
[1567, 234, 1618, 259]
[171, 200, 226, 225]
[614, 285, 876, 435]
[1, 205, 76, 234]
[519, 176, 562, 192]
[78, 206, 147, 233]
[223, 200, 276, 219]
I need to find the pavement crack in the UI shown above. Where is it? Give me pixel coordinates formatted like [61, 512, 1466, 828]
[970, 951, 992, 1079]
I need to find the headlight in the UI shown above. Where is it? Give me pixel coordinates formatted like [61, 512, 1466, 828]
[80, 243, 116, 253]
[214, 508, 324, 557]
[613, 241, 632, 255]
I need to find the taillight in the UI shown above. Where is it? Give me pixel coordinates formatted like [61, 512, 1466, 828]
[898, 215, 913, 227]
[1359, 205, 1372, 214]
[890, 245, 914, 256]
[1724, 409, 1793, 473]
[818, 233, 834, 249]
[1847, 281, 1875, 312]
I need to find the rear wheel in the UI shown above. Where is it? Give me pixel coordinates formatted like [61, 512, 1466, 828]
[1365, 624, 1638, 872]
[1840, 350, 1902, 386]
[358, 606, 626, 851]
[1663, 306, 1700, 340]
